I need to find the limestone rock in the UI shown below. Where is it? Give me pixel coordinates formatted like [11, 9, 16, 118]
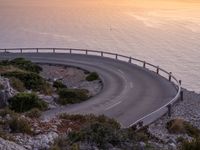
[0, 76, 17, 108]
[0, 137, 26, 150]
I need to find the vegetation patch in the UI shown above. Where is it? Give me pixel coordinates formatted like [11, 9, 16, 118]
[8, 116, 32, 134]
[9, 77, 25, 92]
[59, 114, 120, 129]
[86, 72, 99, 81]
[25, 108, 42, 118]
[53, 115, 122, 149]
[52, 114, 151, 149]
[8, 93, 47, 113]
[58, 88, 89, 105]
[180, 137, 200, 150]
[0, 58, 42, 73]
[0, 108, 17, 118]
[2, 71, 44, 90]
[53, 80, 67, 89]
[166, 118, 200, 138]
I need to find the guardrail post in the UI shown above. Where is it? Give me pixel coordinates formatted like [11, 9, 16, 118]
[179, 80, 182, 85]
[129, 57, 132, 63]
[70, 49, 72, 54]
[53, 48, 55, 53]
[115, 54, 118, 60]
[167, 104, 172, 117]
[143, 61, 146, 68]
[86, 50, 88, 55]
[101, 52, 103, 57]
[4, 49, 6, 53]
[180, 91, 183, 101]
[20, 49, 22, 53]
[156, 66, 159, 74]
[169, 72, 172, 81]
[36, 48, 39, 53]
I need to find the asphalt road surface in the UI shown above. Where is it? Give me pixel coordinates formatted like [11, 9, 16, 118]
[0, 53, 177, 127]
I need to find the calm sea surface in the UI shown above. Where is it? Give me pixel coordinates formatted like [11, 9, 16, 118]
[0, 0, 200, 92]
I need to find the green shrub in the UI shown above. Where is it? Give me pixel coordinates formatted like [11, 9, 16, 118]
[25, 108, 42, 118]
[53, 80, 67, 89]
[10, 58, 42, 73]
[68, 122, 121, 148]
[8, 116, 32, 134]
[59, 114, 121, 130]
[180, 138, 200, 150]
[58, 88, 89, 105]
[8, 93, 47, 113]
[0, 60, 10, 66]
[52, 114, 150, 149]
[0, 58, 42, 73]
[9, 77, 25, 92]
[3, 71, 45, 91]
[86, 72, 99, 81]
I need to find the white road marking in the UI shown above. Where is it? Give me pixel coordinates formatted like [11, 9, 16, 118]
[118, 69, 125, 75]
[105, 101, 122, 110]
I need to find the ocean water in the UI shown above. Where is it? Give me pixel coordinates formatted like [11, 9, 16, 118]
[0, 0, 200, 92]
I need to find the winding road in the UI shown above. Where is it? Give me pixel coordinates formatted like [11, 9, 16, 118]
[0, 52, 177, 127]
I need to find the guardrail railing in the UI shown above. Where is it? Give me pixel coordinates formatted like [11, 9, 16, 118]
[0, 48, 182, 127]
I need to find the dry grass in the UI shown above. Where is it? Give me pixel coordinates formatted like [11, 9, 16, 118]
[166, 118, 200, 138]
[166, 118, 185, 134]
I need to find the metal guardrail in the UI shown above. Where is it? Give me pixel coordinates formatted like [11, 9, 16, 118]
[0, 48, 182, 127]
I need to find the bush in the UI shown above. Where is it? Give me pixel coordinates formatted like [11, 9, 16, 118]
[52, 124, 123, 150]
[8, 116, 32, 134]
[25, 108, 42, 118]
[86, 72, 99, 81]
[3, 71, 45, 91]
[68, 122, 121, 148]
[8, 93, 47, 113]
[166, 118, 185, 134]
[52, 114, 150, 149]
[166, 118, 200, 138]
[58, 88, 89, 105]
[184, 122, 200, 138]
[180, 138, 200, 150]
[9, 77, 25, 92]
[53, 80, 67, 89]
[0, 58, 42, 73]
[0, 108, 17, 117]
[59, 114, 120, 130]
[10, 58, 42, 73]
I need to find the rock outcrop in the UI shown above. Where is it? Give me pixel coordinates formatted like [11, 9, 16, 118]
[0, 76, 16, 108]
[0, 137, 26, 150]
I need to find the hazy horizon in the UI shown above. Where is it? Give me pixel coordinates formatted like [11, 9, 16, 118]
[0, 0, 200, 92]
